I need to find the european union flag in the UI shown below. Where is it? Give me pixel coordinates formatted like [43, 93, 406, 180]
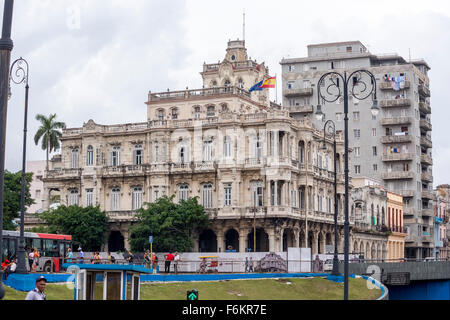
[249, 80, 263, 92]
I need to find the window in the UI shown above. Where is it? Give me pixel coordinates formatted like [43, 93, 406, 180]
[110, 146, 121, 166]
[71, 148, 79, 168]
[96, 148, 103, 165]
[224, 183, 232, 206]
[35, 189, 41, 199]
[206, 106, 215, 117]
[178, 184, 189, 202]
[153, 187, 160, 201]
[194, 106, 201, 119]
[346, 46, 352, 53]
[86, 189, 93, 206]
[353, 112, 360, 121]
[202, 184, 213, 208]
[132, 187, 143, 210]
[252, 134, 262, 159]
[291, 190, 297, 207]
[111, 188, 120, 210]
[372, 128, 377, 137]
[224, 136, 231, 158]
[134, 144, 143, 165]
[373, 164, 378, 172]
[69, 189, 79, 206]
[355, 165, 361, 174]
[252, 181, 264, 207]
[354, 129, 360, 139]
[171, 108, 178, 120]
[154, 143, 166, 162]
[157, 109, 164, 121]
[336, 113, 342, 121]
[303, 64, 309, 72]
[238, 79, 244, 89]
[203, 139, 213, 161]
[303, 80, 310, 89]
[288, 65, 295, 72]
[179, 145, 189, 163]
[354, 147, 360, 157]
[287, 81, 295, 89]
[372, 146, 377, 156]
[86, 146, 94, 166]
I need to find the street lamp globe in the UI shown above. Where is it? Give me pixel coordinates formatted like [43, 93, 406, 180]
[371, 99, 380, 117]
[315, 104, 324, 121]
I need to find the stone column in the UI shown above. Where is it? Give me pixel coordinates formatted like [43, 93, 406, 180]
[312, 232, 319, 254]
[321, 233, 326, 254]
[267, 180, 272, 207]
[268, 227, 276, 252]
[239, 229, 248, 253]
[293, 228, 300, 248]
[216, 229, 225, 253]
[275, 180, 278, 206]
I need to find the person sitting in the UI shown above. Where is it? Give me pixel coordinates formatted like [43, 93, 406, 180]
[4, 258, 17, 280]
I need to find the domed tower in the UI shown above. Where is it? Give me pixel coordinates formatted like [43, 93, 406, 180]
[225, 39, 248, 62]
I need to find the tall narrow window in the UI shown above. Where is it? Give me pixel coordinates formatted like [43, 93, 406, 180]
[134, 144, 143, 165]
[153, 187, 159, 201]
[224, 136, 231, 158]
[86, 146, 94, 166]
[132, 187, 143, 210]
[71, 148, 79, 169]
[202, 184, 213, 208]
[157, 109, 164, 121]
[178, 184, 189, 202]
[110, 146, 121, 166]
[86, 189, 93, 206]
[171, 108, 178, 120]
[203, 139, 213, 161]
[111, 188, 120, 211]
[224, 183, 232, 206]
[206, 106, 215, 118]
[194, 106, 201, 119]
[291, 190, 297, 207]
[69, 189, 79, 206]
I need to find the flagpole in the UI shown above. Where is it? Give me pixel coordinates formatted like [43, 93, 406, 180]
[275, 73, 277, 104]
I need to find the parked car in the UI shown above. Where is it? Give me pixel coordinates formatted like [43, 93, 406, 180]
[323, 259, 333, 272]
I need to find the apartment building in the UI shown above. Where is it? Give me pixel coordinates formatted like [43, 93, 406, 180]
[280, 41, 433, 259]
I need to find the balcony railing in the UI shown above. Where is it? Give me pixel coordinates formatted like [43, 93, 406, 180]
[44, 168, 81, 179]
[288, 105, 313, 113]
[419, 101, 431, 114]
[381, 171, 414, 180]
[382, 153, 414, 162]
[148, 86, 251, 102]
[420, 136, 432, 148]
[380, 98, 411, 108]
[421, 208, 433, 217]
[379, 81, 410, 90]
[284, 88, 313, 97]
[421, 172, 433, 182]
[380, 116, 412, 126]
[107, 211, 138, 221]
[421, 191, 435, 200]
[381, 135, 412, 144]
[418, 84, 431, 97]
[203, 60, 258, 72]
[396, 190, 415, 198]
[389, 226, 408, 233]
[420, 154, 433, 165]
[419, 119, 432, 131]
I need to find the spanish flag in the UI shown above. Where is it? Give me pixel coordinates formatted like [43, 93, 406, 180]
[260, 76, 276, 88]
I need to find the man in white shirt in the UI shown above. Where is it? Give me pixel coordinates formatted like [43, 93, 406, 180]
[4, 258, 16, 280]
[173, 252, 180, 274]
[25, 276, 47, 300]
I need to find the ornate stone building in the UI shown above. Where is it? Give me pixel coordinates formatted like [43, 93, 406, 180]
[41, 40, 353, 253]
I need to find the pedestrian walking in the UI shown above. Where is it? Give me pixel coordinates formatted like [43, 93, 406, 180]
[144, 251, 151, 269]
[249, 257, 254, 272]
[245, 257, 249, 272]
[127, 251, 134, 265]
[152, 253, 158, 273]
[28, 249, 34, 272]
[25, 276, 47, 300]
[33, 248, 40, 272]
[173, 252, 180, 274]
[164, 252, 174, 273]
[78, 247, 84, 264]
[67, 248, 73, 263]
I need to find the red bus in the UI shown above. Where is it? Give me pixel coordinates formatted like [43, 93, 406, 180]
[2, 230, 72, 272]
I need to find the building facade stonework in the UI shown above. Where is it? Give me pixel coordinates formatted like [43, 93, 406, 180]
[40, 40, 360, 254]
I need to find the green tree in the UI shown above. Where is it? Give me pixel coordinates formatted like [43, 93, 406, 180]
[129, 195, 210, 252]
[2, 170, 34, 230]
[37, 205, 109, 251]
[33, 113, 66, 170]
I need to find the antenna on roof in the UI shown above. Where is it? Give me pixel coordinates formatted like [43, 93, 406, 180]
[243, 10, 245, 41]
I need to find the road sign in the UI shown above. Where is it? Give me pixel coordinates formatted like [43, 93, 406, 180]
[149, 236, 153, 244]
[187, 289, 198, 300]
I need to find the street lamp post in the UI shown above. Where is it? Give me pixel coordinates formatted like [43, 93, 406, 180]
[321, 119, 340, 276]
[315, 70, 379, 300]
[9, 57, 29, 274]
[0, 0, 15, 300]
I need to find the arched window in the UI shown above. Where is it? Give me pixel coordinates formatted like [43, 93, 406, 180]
[178, 184, 189, 202]
[193, 106, 201, 119]
[110, 146, 121, 166]
[206, 105, 215, 118]
[212, 81, 217, 88]
[68, 188, 79, 206]
[238, 78, 244, 89]
[221, 103, 229, 112]
[202, 184, 213, 208]
[111, 188, 120, 211]
[133, 144, 143, 165]
[132, 187, 143, 210]
[71, 148, 79, 169]
[86, 146, 94, 166]
[298, 141, 305, 164]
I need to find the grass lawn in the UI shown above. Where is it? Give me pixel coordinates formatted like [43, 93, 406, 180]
[3, 276, 380, 300]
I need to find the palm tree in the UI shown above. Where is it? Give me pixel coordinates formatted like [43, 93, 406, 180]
[34, 113, 66, 170]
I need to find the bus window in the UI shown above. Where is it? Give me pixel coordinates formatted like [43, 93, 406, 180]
[59, 242, 65, 257]
[33, 239, 42, 252]
[2, 238, 8, 261]
[8, 238, 17, 259]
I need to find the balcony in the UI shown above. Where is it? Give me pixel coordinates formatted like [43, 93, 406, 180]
[419, 101, 431, 114]
[421, 208, 433, 217]
[107, 210, 138, 222]
[419, 119, 432, 131]
[421, 191, 434, 200]
[170, 162, 192, 173]
[422, 233, 433, 243]
[380, 98, 411, 108]
[380, 116, 412, 126]
[288, 105, 313, 113]
[418, 84, 431, 97]
[389, 226, 408, 234]
[44, 168, 81, 180]
[382, 153, 414, 162]
[420, 136, 432, 148]
[421, 172, 433, 182]
[379, 81, 410, 90]
[382, 171, 414, 180]
[397, 190, 415, 198]
[381, 135, 412, 144]
[245, 158, 264, 167]
[284, 88, 313, 97]
[148, 86, 251, 102]
[193, 161, 215, 171]
[420, 154, 433, 165]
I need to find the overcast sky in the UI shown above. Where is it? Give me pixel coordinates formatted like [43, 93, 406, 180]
[2, 0, 450, 186]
